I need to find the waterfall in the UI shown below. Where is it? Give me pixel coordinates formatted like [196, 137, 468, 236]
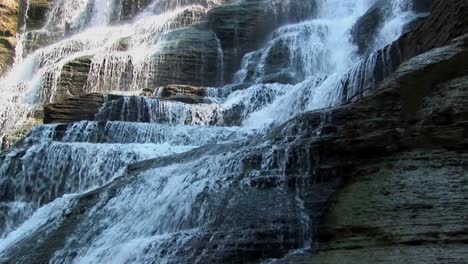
[0, 0, 420, 262]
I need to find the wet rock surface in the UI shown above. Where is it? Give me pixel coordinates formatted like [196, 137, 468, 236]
[342, 0, 468, 103]
[44, 93, 109, 123]
[150, 84, 209, 104]
[51, 56, 93, 102]
[6, 27, 468, 263]
[26, 0, 50, 30]
[1, 0, 468, 263]
[148, 24, 223, 87]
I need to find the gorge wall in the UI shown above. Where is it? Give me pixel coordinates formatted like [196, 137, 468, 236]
[0, 0, 467, 263]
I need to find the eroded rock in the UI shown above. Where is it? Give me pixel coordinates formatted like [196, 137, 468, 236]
[0, 0, 19, 75]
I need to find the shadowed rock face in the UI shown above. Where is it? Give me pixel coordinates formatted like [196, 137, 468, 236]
[352, 0, 433, 57]
[208, 0, 317, 83]
[341, 0, 468, 103]
[269, 35, 468, 264]
[118, 0, 151, 21]
[26, 0, 50, 30]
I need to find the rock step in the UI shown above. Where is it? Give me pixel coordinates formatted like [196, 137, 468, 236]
[43, 87, 216, 124]
[24, 120, 253, 146]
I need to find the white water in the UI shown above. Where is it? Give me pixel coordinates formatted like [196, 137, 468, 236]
[0, 0, 419, 262]
[0, 0, 213, 139]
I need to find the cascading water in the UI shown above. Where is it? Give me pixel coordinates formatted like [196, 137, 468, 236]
[0, 0, 218, 140]
[0, 0, 422, 262]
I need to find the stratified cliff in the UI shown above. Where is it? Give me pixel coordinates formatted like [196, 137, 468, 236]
[0, 0, 467, 263]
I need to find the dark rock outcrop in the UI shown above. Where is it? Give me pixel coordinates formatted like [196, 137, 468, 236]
[272, 35, 468, 264]
[151, 84, 209, 104]
[352, 0, 387, 56]
[352, 0, 433, 56]
[208, 0, 275, 83]
[342, 0, 468, 103]
[26, 0, 50, 30]
[148, 24, 223, 87]
[397, 0, 468, 61]
[118, 0, 151, 21]
[207, 0, 317, 83]
[47, 56, 93, 102]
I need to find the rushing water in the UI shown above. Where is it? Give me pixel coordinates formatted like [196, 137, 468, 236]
[0, 0, 422, 262]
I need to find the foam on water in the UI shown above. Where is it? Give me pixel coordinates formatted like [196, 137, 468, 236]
[0, 142, 194, 237]
[0, 2, 210, 139]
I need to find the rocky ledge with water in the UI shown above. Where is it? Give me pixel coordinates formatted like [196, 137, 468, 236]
[0, 0, 467, 263]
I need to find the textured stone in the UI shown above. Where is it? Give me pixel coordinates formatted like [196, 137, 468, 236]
[148, 24, 223, 87]
[151, 84, 209, 104]
[0, 0, 19, 75]
[118, 0, 151, 21]
[26, 0, 50, 30]
[315, 150, 468, 264]
[342, 0, 468, 103]
[352, 0, 387, 56]
[207, 0, 318, 84]
[0, 118, 42, 149]
[50, 55, 93, 102]
[22, 29, 62, 56]
[208, 0, 276, 83]
[352, 0, 433, 56]
[43, 93, 108, 124]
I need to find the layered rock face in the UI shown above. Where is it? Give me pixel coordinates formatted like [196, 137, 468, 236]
[0, 0, 19, 75]
[0, 0, 468, 263]
[341, 0, 468, 103]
